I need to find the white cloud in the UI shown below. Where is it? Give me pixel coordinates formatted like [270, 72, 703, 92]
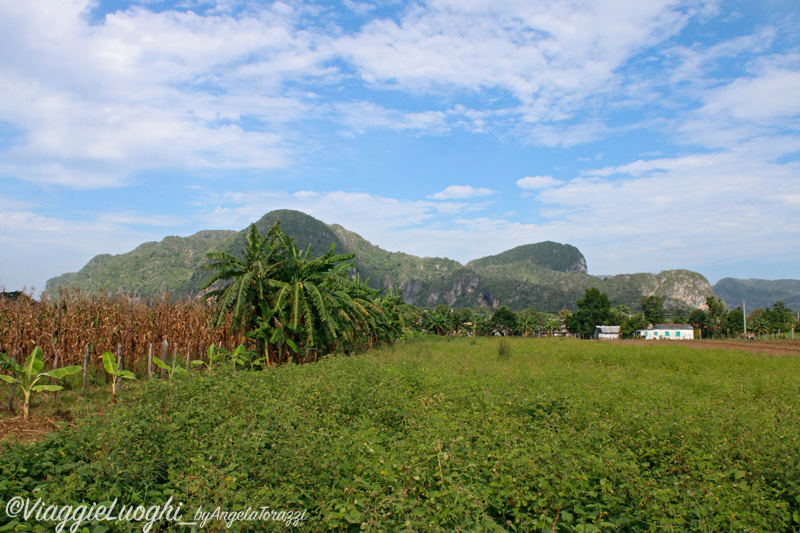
[516, 175, 564, 189]
[699, 64, 800, 122]
[333, 101, 449, 134]
[0, 208, 171, 293]
[532, 150, 800, 275]
[428, 185, 497, 200]
[0, 0, 321, 187]
[204, 189, 478, 235]
[336, 0, 707, 119]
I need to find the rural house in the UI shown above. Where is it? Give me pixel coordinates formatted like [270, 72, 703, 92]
[637, 324, 695, 340]
[593, 325, 621, 340]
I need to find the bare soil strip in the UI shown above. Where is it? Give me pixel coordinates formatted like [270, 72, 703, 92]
[618, 338, 800, 356]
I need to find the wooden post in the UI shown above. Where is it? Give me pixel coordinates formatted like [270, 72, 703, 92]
[185, 344, 190, 371]
[160, 338, 169, 379]
[82, 345, 89, 393]
[53, 349, 60, 401]
[7, 383, 16, 413]
[147, 343, 153, 379]
[114, 344, 124, 395]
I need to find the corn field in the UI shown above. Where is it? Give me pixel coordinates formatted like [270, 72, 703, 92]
[0, 290, 242, 372]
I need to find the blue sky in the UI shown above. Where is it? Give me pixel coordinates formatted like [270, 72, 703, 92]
[1, 0, 798, 294]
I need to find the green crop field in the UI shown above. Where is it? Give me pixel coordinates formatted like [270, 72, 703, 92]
[2, 337, 799, 532]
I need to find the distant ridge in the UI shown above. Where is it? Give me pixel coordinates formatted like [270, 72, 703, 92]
[467, 242, 587, 273]
[45, 209, 715, 312]
[713, 278, 800, 310]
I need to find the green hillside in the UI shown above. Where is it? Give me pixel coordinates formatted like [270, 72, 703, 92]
[44, 209, 715, 312]
[467, 241, 587, 273]
[713, 278, 800, 310]
[44, 230, 237, 299]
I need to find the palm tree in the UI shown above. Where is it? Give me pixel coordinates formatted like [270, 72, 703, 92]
[423, 309, 452, 336]
[203, 221, 406, 364]
[201, 223, 282, 331]
[517, 313, 538, 337]
[268, 228, 371, 361]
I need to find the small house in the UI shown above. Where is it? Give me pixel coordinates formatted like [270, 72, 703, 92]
[637, 324, 694, 340]
[593, 325, 621, 340]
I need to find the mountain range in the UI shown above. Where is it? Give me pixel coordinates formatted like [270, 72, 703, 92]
[44, 210, 794, 313]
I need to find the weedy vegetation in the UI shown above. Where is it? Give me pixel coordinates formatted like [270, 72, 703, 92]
[2, 337, 800, 532]
[101, 350, 137, 405]
[0, 347, 81, 420]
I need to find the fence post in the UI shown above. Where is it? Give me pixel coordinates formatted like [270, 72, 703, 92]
[160, 339, 169, 379]
[148, 343, 153, 379]
[7, 383, 16, 412]
[53, 348, 60, 401]
[185, 343, 190, 371]
[114, 344, 124, 395]
[82, 344, 90, 393]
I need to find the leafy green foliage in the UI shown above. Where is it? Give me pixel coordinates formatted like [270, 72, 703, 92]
[202, 222, 405, 363]
[102, 350, 137, 403]
[565, 288, 611, 338]
[151, 356, 188, 380]
[2, 338, 800, 531]
[490, 305, 517, 334]
[640, 295, 665, 325]
[0, 346, 81, 420]
[190, 342, 229, 372]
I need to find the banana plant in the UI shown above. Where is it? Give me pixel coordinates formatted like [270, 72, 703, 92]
[227, 343, 260, 372]
[192, 343, 260, 372]
[0, 347, 82, 420]
[152, 355, 188, 380]
[102, 350, 136, 403]
[191, 343, 227, 371]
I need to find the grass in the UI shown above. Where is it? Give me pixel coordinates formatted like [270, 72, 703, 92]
[1, 336, 800, 532]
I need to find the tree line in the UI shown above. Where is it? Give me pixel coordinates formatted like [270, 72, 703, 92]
[561, 288, 798, 339]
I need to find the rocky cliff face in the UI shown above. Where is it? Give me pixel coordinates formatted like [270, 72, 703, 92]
[652, 270, 715, 310]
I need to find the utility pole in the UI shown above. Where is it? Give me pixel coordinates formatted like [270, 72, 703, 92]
[743, 301, 747, 335]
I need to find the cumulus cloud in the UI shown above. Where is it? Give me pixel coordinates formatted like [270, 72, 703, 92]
[203, 189, 481, 236]
[336, 0, 706, 118]
[428, 185, 497, 200]
[333, 101, 449, 134]
[516, 175, 564, 190]
[0, 0, 319, 187]
[0, 208, 173, 293]
[532, 150, 800, 275]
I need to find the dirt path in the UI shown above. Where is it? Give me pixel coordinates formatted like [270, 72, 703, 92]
[618, 338, 800, 356]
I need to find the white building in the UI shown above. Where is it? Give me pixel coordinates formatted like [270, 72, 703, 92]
[593, 325, 621, 340]
[637, 324, 695, 340]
